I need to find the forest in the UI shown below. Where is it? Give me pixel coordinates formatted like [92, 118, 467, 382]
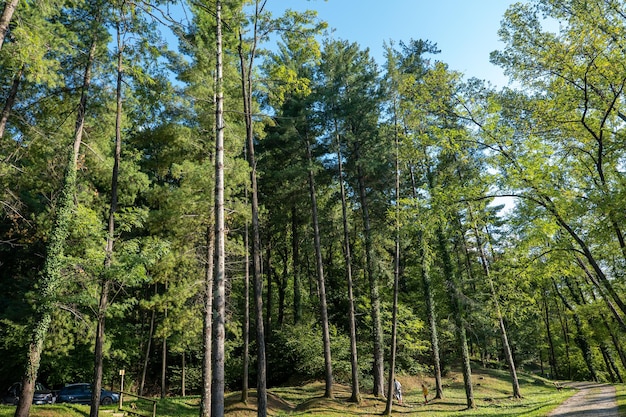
[1, 0, 626, 416]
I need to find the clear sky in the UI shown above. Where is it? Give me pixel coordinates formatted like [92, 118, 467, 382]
[267, 0, 520, 87]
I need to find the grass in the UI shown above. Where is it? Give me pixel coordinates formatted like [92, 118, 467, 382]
[0, 368, 582, 417]
[615, 383, 626, 416]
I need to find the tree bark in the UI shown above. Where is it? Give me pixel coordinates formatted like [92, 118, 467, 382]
[305, 132, 333, 399]
[291, 206, 302, 324]
[542, 292, 558, 379]
[553, 279, 598, 382]
[200, 225, 214, 417]
[335, 128, 360, 403]
[90, 17, 124, 414]
[384, 132, 401, 416]
[237, 2, 267, 413]
[0, 65, 22, 139]
[354, 145, 384, 398]
[211, 0, 226, 414]
[0, 0, 18, 51]
[140, 298, 156, 396]
[468, 211, 521, 398]
[241, 219, 250, 403]
[436, 227, 475, 409]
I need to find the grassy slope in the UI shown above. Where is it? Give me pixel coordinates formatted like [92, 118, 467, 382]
[0, 368, 603, 417]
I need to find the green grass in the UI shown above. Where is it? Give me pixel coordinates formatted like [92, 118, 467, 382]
[615, 383, 626, 416]
[0, 369, 582, 417]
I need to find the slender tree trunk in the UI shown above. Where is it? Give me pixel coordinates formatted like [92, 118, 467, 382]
[421, 239, 444, 399]
[265, 244, 272, 339]
[542, 292, 558, 379]
[140, 300, 156, 396]
[278, 246, 287, 327]
[335, 128, 360, 403]
[408, 165, 443, 399]
[468, 212, 521, 398]
[384, 133, 401, 416]
[0, 0, 18, 51]
[182, 352, 186, 396]
[354, 146, 384, 397]
[238, 2, 266, 413]
[436, 227, 475, 409]
[553, 279, 598, 382]
[241, 219, 250, 403]
[14, 21, 98, 417]
[0, 65, 22, 139]
[161, 313, 168, 399]
[291, 206, 302, 324]
[200, 225, 214, 417]
[90, 17, 125, 414]
[211, 0, 226, 414]
[305, 132, 333, 398]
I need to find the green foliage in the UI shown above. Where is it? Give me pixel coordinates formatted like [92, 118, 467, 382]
[266, 322, 351, 385]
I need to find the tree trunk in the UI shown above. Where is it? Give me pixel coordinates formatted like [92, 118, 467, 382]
[408, 165, 444, 399]
[305, 132, 333, 399]
[468, 212, 521, 398]
[384, 133, 401, 416]
[161, 304, 168, 399]
[436, 227, 475, 409]
[0, 0, 18, 51]
[182, 352, 186, 396]
[241, 220, 250, 403]
[291, 206, 302, 324]
[0, 65, 23, 139]
[140, 286, 156, 396]
[200, 225, 214, 417]
[14, 20, 98, 417]
[421, 240, 444, 399]
[553, 279, 598, 382]
[542, 292, 558, 379]
[335, 128, 360, 403]
[354, 146, 384, 398]
[90, 18, 125, 414]
[238, 2, 266, 413]
[211, 0, 226, 414]
[265, 244, 272, 339]
[277, 246, 287, 327]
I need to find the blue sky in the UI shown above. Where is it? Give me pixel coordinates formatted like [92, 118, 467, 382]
[267, 0, 520, 87]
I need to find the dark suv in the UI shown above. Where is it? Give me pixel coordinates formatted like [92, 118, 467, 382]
[56, 383, 119, 405]
[1, 382, 55, 405]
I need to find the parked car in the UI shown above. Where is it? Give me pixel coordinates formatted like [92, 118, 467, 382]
[0, 382, 55, 405]
[56, 383, 119, 405]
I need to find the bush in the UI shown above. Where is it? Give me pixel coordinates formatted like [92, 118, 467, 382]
[266, 321, 350, 386]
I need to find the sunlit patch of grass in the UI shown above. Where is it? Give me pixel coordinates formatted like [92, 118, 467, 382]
[614, 383, 626, 416]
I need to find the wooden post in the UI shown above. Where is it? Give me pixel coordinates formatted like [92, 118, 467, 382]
[119, 369, 125, 409]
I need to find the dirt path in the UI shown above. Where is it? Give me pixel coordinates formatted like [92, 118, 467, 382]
[547, 382, 618, 417]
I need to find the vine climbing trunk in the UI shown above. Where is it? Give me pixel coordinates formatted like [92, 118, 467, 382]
[14, 19, 98, 417]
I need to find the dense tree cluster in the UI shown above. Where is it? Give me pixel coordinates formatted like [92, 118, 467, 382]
[2, 0, 626, 415]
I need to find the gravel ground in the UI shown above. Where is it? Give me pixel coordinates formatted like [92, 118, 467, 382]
[547, 382, 618, 417]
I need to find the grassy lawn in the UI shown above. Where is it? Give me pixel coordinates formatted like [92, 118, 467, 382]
[0, 368, 580, 417]
[615, 383, 626, 416]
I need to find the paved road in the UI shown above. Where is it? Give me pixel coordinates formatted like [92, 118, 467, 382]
[547, 382, 618, 417]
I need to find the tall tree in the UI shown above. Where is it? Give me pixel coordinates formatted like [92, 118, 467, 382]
[14, 6, 102, 417]
[210, 0, 226, 415]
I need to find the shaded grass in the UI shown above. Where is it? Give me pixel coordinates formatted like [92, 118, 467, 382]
[0, 369, 581, 417]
